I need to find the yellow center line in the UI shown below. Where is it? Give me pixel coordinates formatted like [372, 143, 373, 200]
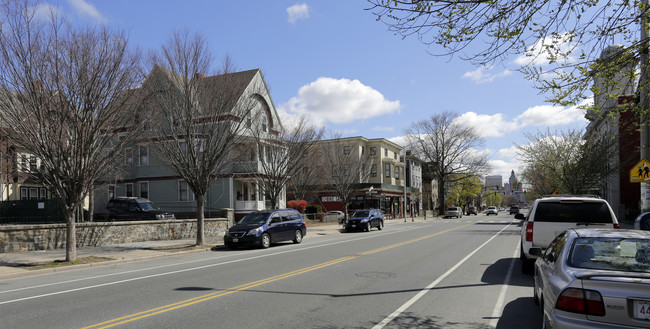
[81, 222, 473, 329]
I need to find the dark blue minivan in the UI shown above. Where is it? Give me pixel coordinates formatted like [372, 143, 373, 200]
[224, 209, 307, 249]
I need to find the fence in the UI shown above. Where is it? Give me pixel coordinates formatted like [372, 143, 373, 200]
[0, 200, 64, 225]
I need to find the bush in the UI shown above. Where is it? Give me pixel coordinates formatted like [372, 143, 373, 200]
[287, 200, 307, 213]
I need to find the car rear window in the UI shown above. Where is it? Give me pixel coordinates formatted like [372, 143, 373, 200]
[534, 201, 613, 223]
[569, 237, 650, 273]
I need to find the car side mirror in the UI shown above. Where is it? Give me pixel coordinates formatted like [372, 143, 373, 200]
[514, 213, 525, 220]
[529, 248, 543, 257]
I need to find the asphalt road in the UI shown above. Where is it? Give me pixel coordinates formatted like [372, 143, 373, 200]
[0, 212, 542, 329]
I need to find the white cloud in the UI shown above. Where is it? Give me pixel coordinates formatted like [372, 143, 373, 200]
[279, 77, 401, 126]
[514, 32, 578, 67]
[453, 112, 519, 137]
[287, 3, 309, 23]
[32, 4, 61, 22]
[517, 102, 587, 127]
[372, 126, 395, 132]
[487, 158, 524, 184]
[462, 66, 512, 84]
[68, 0, 107, 23]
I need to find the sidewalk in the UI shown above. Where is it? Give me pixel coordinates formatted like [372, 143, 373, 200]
[0, 215, 437, 280]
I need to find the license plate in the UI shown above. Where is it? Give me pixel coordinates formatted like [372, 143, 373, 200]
[634, 300, 650, 320]
[351, 225, 356, 228]
[232, 238, 238, 243]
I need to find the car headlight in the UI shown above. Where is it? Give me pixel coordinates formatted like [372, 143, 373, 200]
[361, 219, 368, 223]
[156, 214, 164, 220]
[246, 227, 262, 236]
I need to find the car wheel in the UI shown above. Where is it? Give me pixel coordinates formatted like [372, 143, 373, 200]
[293, 230, 303, 244]
[261, 233, 271, 249]
[378, 220, 383, 230]
[366, 221, 372, 232]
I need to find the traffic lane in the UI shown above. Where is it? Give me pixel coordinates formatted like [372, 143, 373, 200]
[111, 219, 524, 328]
[0, 222, 471, 328]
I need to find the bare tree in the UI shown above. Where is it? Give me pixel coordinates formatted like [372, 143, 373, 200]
[250, 116, 324, 209]
[144, 31, 261, 246]
[515, 128, 619, 197]
[405, 112, 490, 215]
[319, 136, 374, 218]
[0, 0, 142, 261]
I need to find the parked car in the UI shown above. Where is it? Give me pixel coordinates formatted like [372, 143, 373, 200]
[104, 197, 176, 221]
[485, 206, 498, 215]
[345, 209, 384, 232]
[509, 205, 520, 215]
[224, 209, 306, 249]
[444, 206, 463, 218]
[323, 210, 345, 224]
[532, 228, 650, 329]
[467, 206, 477, 215]
[635, 212, 650, 231]
[519, 195, 619, 273]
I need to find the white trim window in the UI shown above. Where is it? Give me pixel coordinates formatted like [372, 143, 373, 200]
[179, 180, 195, 201]
[125, 148, 133, 165]
[125, 183, 134, 197]
[139, 145, 149, 166]
[385, 163, 391, 178]
[139, 181, 149, 199]
[108, 185, 116, 200]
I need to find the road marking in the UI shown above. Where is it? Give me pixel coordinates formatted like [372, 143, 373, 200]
[488, 243, 519, 327]
[80, 223, 475, 329]
[371, 222, 514, 329]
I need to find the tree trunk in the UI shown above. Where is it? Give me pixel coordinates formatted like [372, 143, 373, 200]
[195, 194, 205, 246]
[65, 210, 77, 262]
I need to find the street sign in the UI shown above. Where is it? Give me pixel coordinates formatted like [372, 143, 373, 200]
[630, 159, 650, 183]
[552, 189, 561, 195]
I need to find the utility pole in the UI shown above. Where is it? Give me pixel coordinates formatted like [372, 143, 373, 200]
[641, 0, 650, 212]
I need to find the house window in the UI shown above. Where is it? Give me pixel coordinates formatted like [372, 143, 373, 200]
[385, 149, 388, 156]
[385, 163, 391, 178]
[344, 165, 350, 176]
[179, 180, 194, 201]
[29, 155, 37, 172]
[108, 185, 115, 200]
[395, 166, 400, 179]
[332, 165, 338, 177]
[29, 188, 38, 200]
[139, 182, 149, 199]
[318, 149, 323, 157]
[125, 183, 133, 197]
[125, 148, 133, 165]
[20, 187, 28, 200]
[361, 146, 365, 155]
[19, 154, 28, 172]
[370, 147, 376, 156]
[371, 164, 377, 177]
[343, 146, 351, 155]
[394, 151, 397, 160]
[139, 146, 148, 166]
[39, 188, 47, 200]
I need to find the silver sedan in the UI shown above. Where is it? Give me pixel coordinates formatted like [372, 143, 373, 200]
[532, 228, 650, 328]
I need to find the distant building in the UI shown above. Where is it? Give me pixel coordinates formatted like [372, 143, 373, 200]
[485, 175, 502, 189]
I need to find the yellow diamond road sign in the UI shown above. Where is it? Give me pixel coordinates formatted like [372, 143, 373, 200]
[630, 159, 650, 183]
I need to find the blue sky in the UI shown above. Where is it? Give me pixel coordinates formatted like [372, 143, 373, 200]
[50, 0, 589, 182]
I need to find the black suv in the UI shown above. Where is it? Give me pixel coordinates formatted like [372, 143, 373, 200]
[104, 197, 176, 221]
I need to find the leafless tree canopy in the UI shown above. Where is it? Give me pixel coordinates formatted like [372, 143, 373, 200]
[144, 31, 260, 245]
[0, 0, 142, 261]
[515, 128, 619, 197]
[405, 111, 489, 214]
[251, 116, 324, 209]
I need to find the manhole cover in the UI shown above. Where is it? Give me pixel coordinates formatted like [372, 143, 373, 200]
[356, 271, 396, 279]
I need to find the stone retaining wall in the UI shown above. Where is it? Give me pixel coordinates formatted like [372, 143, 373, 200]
[0, 209, 234, 253]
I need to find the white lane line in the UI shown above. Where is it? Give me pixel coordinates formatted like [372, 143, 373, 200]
[489, 243, 519, 327]
[372, 223, 513, 329]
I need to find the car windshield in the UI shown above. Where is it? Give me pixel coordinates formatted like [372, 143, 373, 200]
[352, 210, 370, 217]
[137, 202, 158, 211]
[238, 212, 270, 225]
[447, 208, 457, 211]
[568, 237, 650, 273]
[488, 207, 496, 209]
[535, 201, 612, 223]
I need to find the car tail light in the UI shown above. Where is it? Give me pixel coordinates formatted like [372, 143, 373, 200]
[613, 223, 620, 229]
[525, 222, 534, 242]
[556, 288, 605, 316]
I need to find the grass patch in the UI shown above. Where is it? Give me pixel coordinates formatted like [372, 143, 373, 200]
[27, 256, 115, 270]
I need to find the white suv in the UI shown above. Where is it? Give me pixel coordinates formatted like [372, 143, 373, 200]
[519, 195, 619, 273]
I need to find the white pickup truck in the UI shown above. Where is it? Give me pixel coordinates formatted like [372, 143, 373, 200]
[519, 195, 619, 273]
